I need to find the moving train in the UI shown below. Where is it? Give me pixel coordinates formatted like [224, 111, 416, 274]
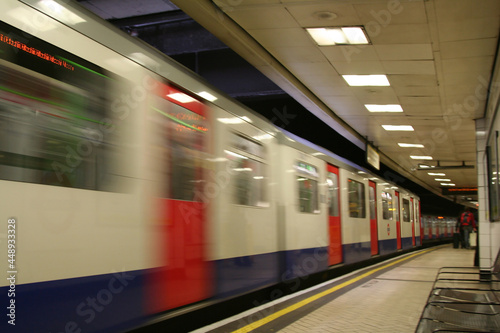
[0, 1, 426, 332]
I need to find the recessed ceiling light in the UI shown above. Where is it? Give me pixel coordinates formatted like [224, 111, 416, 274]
[382, 125, 414, 131]
[435, 178, 451, 181]
[365, 104, 403, 112]
[428, 173, 446, 176]
[410, 155, 433, 160]
[342, 75, 390, 86]
[341, 27, 370, 44]
[306, 27, 369, 45]
[398, 143, 424, 148]
[441, 183, 456, 186]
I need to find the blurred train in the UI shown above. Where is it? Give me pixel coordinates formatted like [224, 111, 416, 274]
[422, 215, 459, 240]
[0, 1, 439, 332]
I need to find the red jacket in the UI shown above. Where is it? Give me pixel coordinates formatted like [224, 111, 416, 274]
[460, 212, 476, 229]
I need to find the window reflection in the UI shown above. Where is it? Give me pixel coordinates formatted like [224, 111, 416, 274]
[348, 179, 365, 218]
[226, 133, 267, 207]
[381, 192, 393, 220]
[296, 161, 319, 214]
[327, 172, 339, 217]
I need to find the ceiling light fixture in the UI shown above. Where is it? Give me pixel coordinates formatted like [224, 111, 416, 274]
[441, 183, 456, 186]
[410, 155, 433, 160]
[398, 143, 424, 148]
[343, 75, 390, 86]
[306, 27, 369, 45]
[428, 173, 446, 176]
[382, 125, 414, 131]
[365, 104, 403, 112]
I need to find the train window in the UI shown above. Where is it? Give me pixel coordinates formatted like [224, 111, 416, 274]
[226, 133, 267, 207]
[369, 186, 376, 219]
[230, 133, 265, 159]
[348, 179, 366, 218]
[327, 172, 339, 217]
[296, 161, 319, 213]
[0, 63, 111, 190]
[416, 202, 420, 225]
[381, 192, 393, 220]
[402, 198, 411, 222]
[152, 94, 208, 201]
[394, 195, 400, 222]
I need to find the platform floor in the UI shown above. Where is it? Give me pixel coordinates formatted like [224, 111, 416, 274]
[192, 245, 476, 333]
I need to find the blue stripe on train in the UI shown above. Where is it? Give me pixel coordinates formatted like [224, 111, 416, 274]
[0, 269, 146, 333]
[378, 238, 398, 255]
[282, 247, 329, 280]
[214, 247, 329, 298]
[342, 241, 372, 264]
[401, 236, 415, 249]
[214, 252, 280, 299]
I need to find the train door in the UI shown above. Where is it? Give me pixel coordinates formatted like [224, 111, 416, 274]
[411, 197, 416, 246]
[395, 191, 402, 249]
[368, 181, 378, 255]
[150, 82, 212, 312]
[327, 164, 342, 265]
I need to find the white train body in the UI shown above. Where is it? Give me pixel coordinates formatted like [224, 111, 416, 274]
[0, 1, 422, 332]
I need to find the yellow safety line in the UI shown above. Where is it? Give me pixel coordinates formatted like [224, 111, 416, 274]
[232, 247, 436, 333]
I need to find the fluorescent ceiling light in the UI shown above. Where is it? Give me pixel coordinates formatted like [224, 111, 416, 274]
[197, 91, 217, 101]
[398, 143, 424, 148]
[343, 75, 390, 86]
[428, 173, 446, 176]
[441, 183, 456, 186]
[382, 125, 414, 131]
[410, 155, 433, 160]
[435, 178, 451, 181]
[306, 27, 369, 45]
[341, 27, 369, 44]
[365, 104, 403, 112]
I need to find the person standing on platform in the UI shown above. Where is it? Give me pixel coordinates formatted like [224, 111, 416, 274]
[459, 208, 477, 249]
[455, 212, 465, 248]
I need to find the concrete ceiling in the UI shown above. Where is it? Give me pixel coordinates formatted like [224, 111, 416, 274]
[78, 0, 500, 206]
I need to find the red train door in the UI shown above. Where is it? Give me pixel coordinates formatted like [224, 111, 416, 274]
[327, 164, 342, 265]
[368, 181, 378, 255]
[411, 198, 416, 246]
[149, 83, 212, 312]
[395, 191, 401, 249]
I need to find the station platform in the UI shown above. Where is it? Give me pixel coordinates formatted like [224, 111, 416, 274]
[191, 245, 477, 333]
